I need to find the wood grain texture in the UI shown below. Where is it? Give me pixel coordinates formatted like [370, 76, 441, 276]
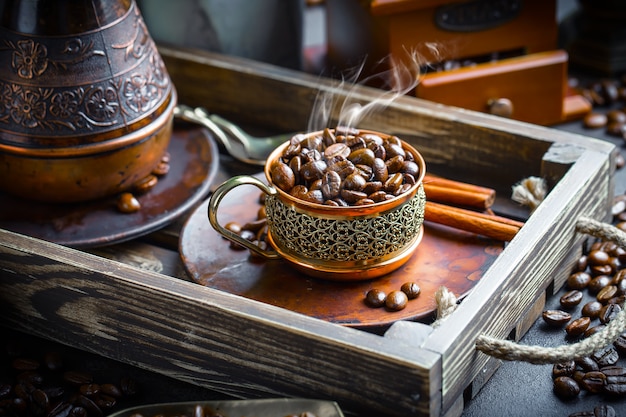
[0, 229, 440, 417]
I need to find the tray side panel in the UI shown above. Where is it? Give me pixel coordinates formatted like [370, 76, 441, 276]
[160, 47, 613, 192]
[424, 149, 612, 413]
[0, 230, 440, 417]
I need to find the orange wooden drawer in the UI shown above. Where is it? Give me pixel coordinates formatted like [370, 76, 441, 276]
[416, 50, 568, 125]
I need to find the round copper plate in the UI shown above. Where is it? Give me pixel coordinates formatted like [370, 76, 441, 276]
[180, 175, 504, 329]
[0, 126, 217, 248]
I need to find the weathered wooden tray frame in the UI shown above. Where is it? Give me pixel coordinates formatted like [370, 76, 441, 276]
[0, 47, 617, 417]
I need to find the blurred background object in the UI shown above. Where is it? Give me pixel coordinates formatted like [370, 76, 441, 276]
[137, 0, 305, 70]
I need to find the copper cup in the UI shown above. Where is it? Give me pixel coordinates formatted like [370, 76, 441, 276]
[209, 129, 427, 281]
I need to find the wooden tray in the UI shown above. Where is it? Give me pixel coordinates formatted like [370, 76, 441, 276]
[0, 46, 617, 417]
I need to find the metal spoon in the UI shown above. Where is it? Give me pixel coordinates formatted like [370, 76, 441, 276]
[174, 105, 293, 166]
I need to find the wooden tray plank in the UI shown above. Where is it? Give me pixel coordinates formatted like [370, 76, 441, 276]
[425, 149, 612, 413]
[0, 229, 440, 417]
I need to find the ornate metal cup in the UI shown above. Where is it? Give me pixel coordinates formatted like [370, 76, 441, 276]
[0, 0, 176, 202]
[208, 129, 426, 281]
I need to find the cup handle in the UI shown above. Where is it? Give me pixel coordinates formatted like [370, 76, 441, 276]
[208, 175, 281, 259]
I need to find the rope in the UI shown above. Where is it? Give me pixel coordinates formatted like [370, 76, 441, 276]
[431, 286, 458, 328]
[471, 216, 626, 364]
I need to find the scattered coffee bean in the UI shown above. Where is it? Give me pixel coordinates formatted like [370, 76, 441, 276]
[581, 301, 603, 319]
[602, 366, 626, 396]
[365, 289, 387, 308]
[560, 290, 584, 308]
[400, 282, 421, 299]
[116, 193, 140, 213]
[583, 112, 608, 129]
[565, 316, 590, 337]
[592, 346, 619, 367]
[133, 174, 158, 194]
[553, 376, 580, 399]
[542, 310, 571, 327]
[567, 271, 592, 290]
[552, 361, 576, 378]
[385, 290, 408, 311]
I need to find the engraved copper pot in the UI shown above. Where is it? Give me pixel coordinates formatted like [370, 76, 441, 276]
[0, 0, 176, 202]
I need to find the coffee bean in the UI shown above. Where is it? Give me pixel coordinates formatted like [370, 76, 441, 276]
[63, 371, 93, 386]
[553, 376, 580, 399]
[116, 193, 140, 213]
[152, 161, 170, 176]
[560, 290, 584, 308]
[133, 174, 158, 194]
[581, 301, 603, 319]
[385, 290, 408, 311]
[597, 285, 618, 303]
[576, 356, 599, 372]
[567, 272, 592, 290]
[11, 358, 40, 371]
[602, 366, 626, 396]
[592, 346, 619, 367]
[599, 303, 621, 324]
[400, 282, 421, 299]
[584, 325, 606, 338]
[588, 275, 612, 294]
[552, 361, 576, 378]
[542, 310, 572, 326]
[48, 402, 73, 417]
[365, 289, 386, 308]
[580, 371, 606, 393]
[584, 112, 608, 128]
[593, 405, 616, 417]
[565, 316, 590, 336]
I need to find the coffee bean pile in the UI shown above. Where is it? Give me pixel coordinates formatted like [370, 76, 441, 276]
[269, 128, 420, 206]
[543, 196, 626, 402]
[0, 340, 138, 417]
[364, 282, 421, 311]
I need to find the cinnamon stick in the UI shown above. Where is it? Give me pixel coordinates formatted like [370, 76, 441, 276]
[424, 201, 524, 242]
[423, 174, 496, 209]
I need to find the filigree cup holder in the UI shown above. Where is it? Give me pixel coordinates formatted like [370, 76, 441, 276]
[208, 130, 427, 281]
[0, 0, 176, 203]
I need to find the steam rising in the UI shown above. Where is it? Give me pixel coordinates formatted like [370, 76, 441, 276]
[308, 45, 440, 132]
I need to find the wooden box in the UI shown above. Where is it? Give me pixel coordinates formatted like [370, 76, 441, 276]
[327, 0, 590, 125]
[0, 46, 617, 417]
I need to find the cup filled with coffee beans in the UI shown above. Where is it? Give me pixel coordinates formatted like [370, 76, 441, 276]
[208, 127, 427, 280]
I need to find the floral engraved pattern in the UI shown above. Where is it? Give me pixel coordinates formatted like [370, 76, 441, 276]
[86, 87, 120, 122]
[124, 74, 158, 113]
[266, 185, 426, 262]
[0, 47, 170, 136]
[12, 40, 48, 79]
[0, 2, 171, 138]
[11, 88, 47, 128]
